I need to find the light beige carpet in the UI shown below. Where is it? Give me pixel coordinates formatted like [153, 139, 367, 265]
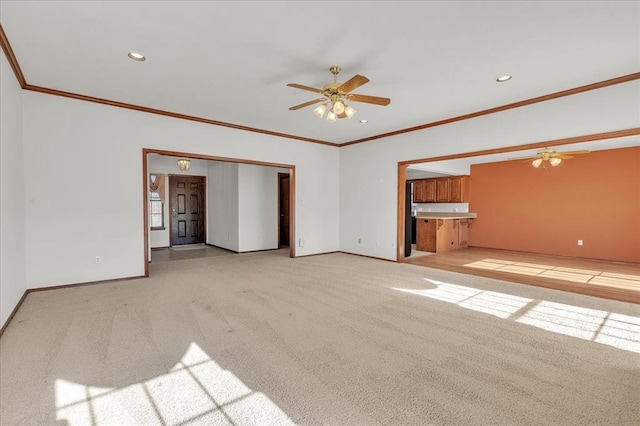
[1, 250, 639, 425]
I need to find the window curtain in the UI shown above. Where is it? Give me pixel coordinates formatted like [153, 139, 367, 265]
[149, 174, 166, 204]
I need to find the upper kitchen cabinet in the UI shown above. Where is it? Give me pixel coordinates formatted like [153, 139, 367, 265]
[436, 179, 450, 202]
[413, 179, 436, 203]
[411, 175, 469, 203]
[449, 175, 469, 202]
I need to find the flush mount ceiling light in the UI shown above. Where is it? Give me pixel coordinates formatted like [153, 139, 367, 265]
[177, 158, 191, 171]
[128, 52, 146, 61]
[287, 66, 390, 123]
[496, 75, 512, 82]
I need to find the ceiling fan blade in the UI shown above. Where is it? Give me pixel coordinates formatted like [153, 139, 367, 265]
[513, 157, 537, 161]
[287, 83, 324, 94]
[338, 75, 369, 93]
[347, 94, 391, 106]
[552, 154, 574, 159]
[556, 150, 590, 155]
[288, 98, 326, 110]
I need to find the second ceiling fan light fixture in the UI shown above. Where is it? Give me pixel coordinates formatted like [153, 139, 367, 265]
[287, 65, 390, 123]
[522, 147, 590, 168]
[532, 157, 562, 168]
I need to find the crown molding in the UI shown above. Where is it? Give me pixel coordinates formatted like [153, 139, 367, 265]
[1, 24, 638, 148]
[23, 84, 338, 147]
[0, 24, 26, 88]
[342, 72, 640, 147]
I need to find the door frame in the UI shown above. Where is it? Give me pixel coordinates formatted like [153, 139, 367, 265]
[277, 172, 290, 249]
[143, 148, 296, 277]
[395, 129, 639, 263]
[168, 174, 206, 247]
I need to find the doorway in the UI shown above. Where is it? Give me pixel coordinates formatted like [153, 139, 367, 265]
[143, 148, 297, 277]
[278, 173, 290, 248]
[169, 175, 206, 246]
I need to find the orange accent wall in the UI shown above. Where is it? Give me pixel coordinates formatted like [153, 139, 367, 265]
[468, 146, 640, 263]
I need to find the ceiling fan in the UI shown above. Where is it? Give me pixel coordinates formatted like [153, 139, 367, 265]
[515, 147, 590, 168]
[287, 66, 391, 122]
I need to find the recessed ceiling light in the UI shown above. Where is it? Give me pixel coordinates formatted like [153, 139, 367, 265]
[496, 75, 512, 82]
[359, 119, 369, 123]
[128, 52, 146, 61]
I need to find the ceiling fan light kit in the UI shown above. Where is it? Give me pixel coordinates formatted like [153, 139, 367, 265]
[287, 65, 390, 123]
[523, 147, 590, 168]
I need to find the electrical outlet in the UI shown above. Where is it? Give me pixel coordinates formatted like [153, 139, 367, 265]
[577, 240, 583, 246]
[95, 256, 101, 264]
[298, 238, 304, 248]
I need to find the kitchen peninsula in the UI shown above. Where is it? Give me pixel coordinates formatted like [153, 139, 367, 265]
[415, 212, 477, 253]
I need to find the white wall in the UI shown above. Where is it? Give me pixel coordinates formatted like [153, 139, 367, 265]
[207, 162, 239, 251]
[238, 164, 288, 252]
[148, 155, 210, 248]
[0, 49, 27, 328]
[22, 91, 340, 289]
[206, 162, 289, 253]
[340, 80, 640, 260]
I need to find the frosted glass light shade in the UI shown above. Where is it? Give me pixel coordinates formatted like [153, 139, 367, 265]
[326, 111, 337, 122]
[313, 104, 327, 118]
[549, 158, 562, 167]
[333, 100, 345, 114]
[345, 105, 356, 118]
[532, 158, 543, 168]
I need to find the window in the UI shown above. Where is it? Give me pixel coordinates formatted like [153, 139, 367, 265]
[150, 191, 164, 229]
[149, 174, 165, 230]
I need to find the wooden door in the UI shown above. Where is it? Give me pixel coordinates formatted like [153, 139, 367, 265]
[169, 175, 206, 246]
[278, 173, 290, 247]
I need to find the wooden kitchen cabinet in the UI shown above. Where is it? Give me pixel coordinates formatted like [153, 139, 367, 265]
[410, 175, 469, 203]
[436, 219, 458, 251]
[457, 219, 469, 248]
[416, 218, 437, 252]
[449, 176, 469, 203]
[412, 180, 424, 203]
[412, 179, 436, 203]
[423, 180, 436, 202]
[416, 217, 473, 253]
[436, 179, 450, 202]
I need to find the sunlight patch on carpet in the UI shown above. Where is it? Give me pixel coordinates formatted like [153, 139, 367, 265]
[55, 342, 293, 425]
[394, 280, 640, 354]
[395, 280, 532, 319]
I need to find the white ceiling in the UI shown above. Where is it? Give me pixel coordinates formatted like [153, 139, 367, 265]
[1, 1, 638, 144]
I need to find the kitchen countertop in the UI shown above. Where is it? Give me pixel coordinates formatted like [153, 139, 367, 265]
[414, 212, 477, 219]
